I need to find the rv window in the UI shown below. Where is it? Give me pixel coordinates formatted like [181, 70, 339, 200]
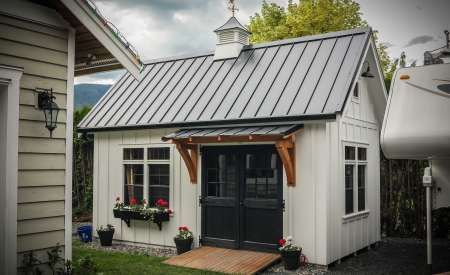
[353, 83, 359, 98]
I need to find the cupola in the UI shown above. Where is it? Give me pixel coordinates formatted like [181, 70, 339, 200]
[213, 16, 250, 60]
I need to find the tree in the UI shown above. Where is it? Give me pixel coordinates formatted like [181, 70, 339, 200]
[248, 0, 392, 74]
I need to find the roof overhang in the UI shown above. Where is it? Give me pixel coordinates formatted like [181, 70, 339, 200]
[77, 113, 336, 133]
[31, 0, 142, 78]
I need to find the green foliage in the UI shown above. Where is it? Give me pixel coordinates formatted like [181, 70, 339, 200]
[73, 107, 94, 217]
[75, 255, 97, 275]
[248, 0, 392, 75]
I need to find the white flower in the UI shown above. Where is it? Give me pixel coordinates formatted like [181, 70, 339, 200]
[286, 236, 293, 241]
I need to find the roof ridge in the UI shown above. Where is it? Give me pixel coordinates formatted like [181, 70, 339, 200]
[143, 27, 371, 65]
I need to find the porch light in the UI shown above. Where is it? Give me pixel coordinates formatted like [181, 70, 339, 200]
[36, 88, 60, 137]
[361, 61, 374, 78]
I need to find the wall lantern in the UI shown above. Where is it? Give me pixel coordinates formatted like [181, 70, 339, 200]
[361, 61, 374, 78]
[36, 88, 60, 137]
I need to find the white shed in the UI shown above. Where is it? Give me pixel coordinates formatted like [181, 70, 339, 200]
[79, 19, 387, 265]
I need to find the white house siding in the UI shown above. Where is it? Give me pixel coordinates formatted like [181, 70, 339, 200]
[327, 76, 381, 263]
[286, 123, 331, 265]
[93, 129, 200, 248]
[0, 8, 68, 269]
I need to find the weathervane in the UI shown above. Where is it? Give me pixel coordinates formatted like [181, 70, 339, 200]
[227, 0, 239, 17]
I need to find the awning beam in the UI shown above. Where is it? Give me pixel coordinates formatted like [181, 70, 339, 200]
[169, 134, 297, 186]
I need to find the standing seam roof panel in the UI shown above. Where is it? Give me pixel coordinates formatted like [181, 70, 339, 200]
[78, 28, 371, 131]
[109, 63, 164, 126]
[159, 56, 214, 123]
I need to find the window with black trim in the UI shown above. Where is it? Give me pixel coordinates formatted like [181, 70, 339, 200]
[344, 145, 367, 215]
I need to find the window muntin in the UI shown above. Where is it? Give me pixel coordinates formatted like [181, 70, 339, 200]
[124, 164, 144, 204]
[344, 145, 367, 215]
[123, 148, 144, 160]
[123, 147, 171, 206]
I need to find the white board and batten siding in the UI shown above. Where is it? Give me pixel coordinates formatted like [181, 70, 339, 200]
[327, 76, 381, 264]
[93, 129, 200, 248]
[0, 3, 69, 267]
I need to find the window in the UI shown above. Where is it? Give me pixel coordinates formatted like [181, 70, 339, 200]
[149, 164, 170, 206]
[353, 83, 359, 98]
[344, 145, 367, 215]
[124, 164, 144, 204]
[123, 147, 171, 206]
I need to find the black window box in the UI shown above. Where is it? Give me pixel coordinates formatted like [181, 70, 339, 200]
[113, 208, 170, 230]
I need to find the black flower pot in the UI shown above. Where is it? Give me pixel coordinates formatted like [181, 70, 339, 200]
[281, 249, 301, 270]
[97, 230, 114, 246]
[113, 209, 121, 218]
[174, 237, 193, 255]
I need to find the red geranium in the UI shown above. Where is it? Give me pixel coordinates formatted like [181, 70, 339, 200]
[156, 198, 169, 208]
[178, 225, 189, 231]
[130, 197, 137, 206]
[278, 239, 286, 246]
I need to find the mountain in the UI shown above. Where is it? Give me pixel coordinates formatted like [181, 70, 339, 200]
[74, 84, 111, 109]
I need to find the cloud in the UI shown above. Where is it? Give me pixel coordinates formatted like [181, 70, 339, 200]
[405, 35, 435, 47]
[75, 69, 125, 85]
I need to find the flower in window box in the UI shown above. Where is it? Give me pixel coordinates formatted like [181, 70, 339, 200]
[156, 198, 169, 208]
[167, 208, 174, 217]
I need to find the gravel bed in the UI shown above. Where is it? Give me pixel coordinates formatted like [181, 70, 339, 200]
[263, 263, 328, 275]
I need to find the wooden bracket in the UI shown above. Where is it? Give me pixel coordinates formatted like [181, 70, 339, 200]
[275, 137, 296, 186]
[174, 142, 198, 183]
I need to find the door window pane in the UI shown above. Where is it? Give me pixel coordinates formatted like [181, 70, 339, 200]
[358, 165, 366, 211]
[345, 164, 354, 214]
[148, 147, 170, 160]
[123, 148, 144, 160]
[245, 152, 278, 199]
[206, 153, 236, 197]
[149, 164, 170, 206]
[124, 164, 144, 204]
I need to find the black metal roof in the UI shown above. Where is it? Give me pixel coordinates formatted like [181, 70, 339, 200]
[79, 27, 371, 132]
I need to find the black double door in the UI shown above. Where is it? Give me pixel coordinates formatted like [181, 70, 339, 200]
[201, 145, 283, 251]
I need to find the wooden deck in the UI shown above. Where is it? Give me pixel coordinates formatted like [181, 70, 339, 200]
[163, 246, 281, 274]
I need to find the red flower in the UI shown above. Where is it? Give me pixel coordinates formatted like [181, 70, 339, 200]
[156, 198, 169, 207]
[130, 197, 137, 206]
[178, 225, 189, 231]
[278, 239, 286, 246]
[167, 209, 173, 214]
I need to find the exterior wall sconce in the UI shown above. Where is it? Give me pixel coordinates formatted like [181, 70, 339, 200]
[361, 61, 374, 78]
[36, 88, 60, 137]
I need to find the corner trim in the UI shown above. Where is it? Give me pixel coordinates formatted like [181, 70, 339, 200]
[64, 28, 75, 261]
[0, 64, 23, 275]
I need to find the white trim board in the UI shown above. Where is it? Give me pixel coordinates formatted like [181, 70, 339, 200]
[0, 65, 23, 275]
[64, 27, 75, 261]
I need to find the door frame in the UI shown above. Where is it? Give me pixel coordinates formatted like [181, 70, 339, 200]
[200, 145, 283, 251]
[0, 65, 22, 275]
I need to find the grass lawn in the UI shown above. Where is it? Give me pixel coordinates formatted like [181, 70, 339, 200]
[73, 240, 222, 275]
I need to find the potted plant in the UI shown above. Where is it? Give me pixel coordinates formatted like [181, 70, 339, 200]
[97, 224, 115, 246]
[279, 236, 302, 270]
[174, 225, 193, 255]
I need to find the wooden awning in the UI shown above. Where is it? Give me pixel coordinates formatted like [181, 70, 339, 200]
[163, 125, 300, 186]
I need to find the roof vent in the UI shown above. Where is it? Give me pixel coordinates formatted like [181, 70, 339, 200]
[213, 16, 250, 60]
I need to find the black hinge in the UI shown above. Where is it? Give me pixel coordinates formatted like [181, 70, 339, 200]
[199, 196, 204, 206]
[282, 199, 286, 212]
[199, 236, 203, 244]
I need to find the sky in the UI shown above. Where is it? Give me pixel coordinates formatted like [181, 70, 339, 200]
[75, 0, 450, 85]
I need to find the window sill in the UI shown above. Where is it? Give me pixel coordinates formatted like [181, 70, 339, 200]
[342, 210, 370, 223]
